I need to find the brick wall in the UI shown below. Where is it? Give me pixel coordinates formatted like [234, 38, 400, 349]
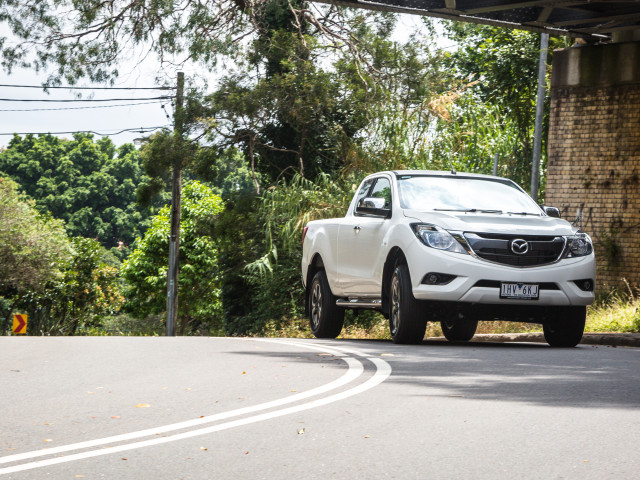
[546, 43, 640, 291]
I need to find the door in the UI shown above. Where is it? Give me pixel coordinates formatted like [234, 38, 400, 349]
[337, 177, 393, 296]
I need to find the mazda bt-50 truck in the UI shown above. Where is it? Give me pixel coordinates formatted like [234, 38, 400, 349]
[301, 171, 595, 347]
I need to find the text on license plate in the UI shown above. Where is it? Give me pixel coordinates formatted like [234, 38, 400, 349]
[500, 283, 539, 300]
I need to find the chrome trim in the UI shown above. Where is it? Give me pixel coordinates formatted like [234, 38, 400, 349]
[510, 239, 529, 255]
[336, 298, 382, 309]
[449, 231, 474, 255]
[458, 232, 570, 269]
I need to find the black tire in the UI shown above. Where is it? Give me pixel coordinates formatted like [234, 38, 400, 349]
[389, 264, 427, 344]
[440, 317, 478, 342]
[308, 270, 344, 339]
[543, 306, 586, 347]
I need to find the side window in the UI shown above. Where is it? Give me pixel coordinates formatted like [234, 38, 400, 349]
[370, 178, 392, 209]
[354, 178, 374, 210]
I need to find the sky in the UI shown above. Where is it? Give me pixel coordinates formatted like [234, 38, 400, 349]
[0, 13, 444, 149]
[0, 59, 194, 148]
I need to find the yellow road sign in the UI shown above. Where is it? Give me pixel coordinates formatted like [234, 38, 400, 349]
[12, 314, 27, 334]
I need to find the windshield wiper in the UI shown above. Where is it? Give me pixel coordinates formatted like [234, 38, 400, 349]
[434, 208, 503, 214]
[506, 211, 541, 216]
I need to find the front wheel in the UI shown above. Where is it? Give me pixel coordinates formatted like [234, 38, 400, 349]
[389, 264, 427, 344]
[309, 270, 344, 339]
[440, 317, 478, 342]
[543, 306, 586, 347]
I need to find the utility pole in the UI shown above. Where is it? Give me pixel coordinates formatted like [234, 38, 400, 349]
[166, 71, 184, 336]
[530, 33, 549, 201]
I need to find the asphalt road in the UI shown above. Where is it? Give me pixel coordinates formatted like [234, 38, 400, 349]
[1, 337, 639, 479]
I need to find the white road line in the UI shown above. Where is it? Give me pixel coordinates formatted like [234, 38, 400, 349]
[0, 340, 391, 475]
[0, 339, 356, 466]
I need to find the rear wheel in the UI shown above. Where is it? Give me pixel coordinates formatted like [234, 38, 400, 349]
[543, 306, 586, 347]
[389, 264, 427, 344]
[309, 270, 344, 339]
[440, 317, 478, 342]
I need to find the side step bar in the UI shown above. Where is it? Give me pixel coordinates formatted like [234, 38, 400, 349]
[336, 299, 382, 309]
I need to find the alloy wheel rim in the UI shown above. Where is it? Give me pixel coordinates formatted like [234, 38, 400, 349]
[311, 282, 322, 329]
[391, 275, 400, 335]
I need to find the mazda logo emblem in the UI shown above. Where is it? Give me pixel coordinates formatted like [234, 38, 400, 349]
[511, 239, 529, 255]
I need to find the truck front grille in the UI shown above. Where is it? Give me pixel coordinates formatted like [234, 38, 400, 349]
[463, 233, 566, 267]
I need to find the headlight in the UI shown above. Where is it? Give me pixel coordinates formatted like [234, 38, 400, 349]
[567, 233, 593, 257]
[411, 224, 468, 254]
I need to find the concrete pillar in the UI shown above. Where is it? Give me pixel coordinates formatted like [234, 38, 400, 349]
[546, 41, 640, 291]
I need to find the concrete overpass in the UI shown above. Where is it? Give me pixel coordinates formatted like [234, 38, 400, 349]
[322, 1, 640, 41]
[321, 1, 640, 291]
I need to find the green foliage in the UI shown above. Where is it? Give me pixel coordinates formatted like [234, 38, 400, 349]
[262, 173, 354, 254]
[440, 23, 569, 189]
[0, 176, 72, 333]
[208, 13, 458, 335]
[0, 0, 246, 84]
[431, 93, 521, 175]
[587, 286, 640, 333]
[0, 176, 126, 335]
[207, 37, 346, 184]
[12, 237, 123, 335]
[122, 181, 225, 335]
[201, 147, 262, 199]
[0, 134, 155, 250]
[215, 193, 264, 335]
[0, 176, 72, 294]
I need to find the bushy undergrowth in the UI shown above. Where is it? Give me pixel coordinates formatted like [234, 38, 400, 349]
[586, 290, 640, 333]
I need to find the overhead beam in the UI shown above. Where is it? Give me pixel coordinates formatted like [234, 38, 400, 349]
[553, 11, 640, 27]
[314, 0, 624, 41]
[574, 22, 640, 34]
[336, 0, 567, 34]
[462, 1, 581, 16]
[537, 6, 554, 22]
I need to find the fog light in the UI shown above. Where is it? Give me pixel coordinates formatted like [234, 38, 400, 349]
[421, 272, 456, 285]
[573, 279, 594, 292]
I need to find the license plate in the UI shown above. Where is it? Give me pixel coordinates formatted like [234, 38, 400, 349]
[500, 283, 539, 300]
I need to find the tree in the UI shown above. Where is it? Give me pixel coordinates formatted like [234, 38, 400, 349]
[440, 22, 571, 187]
[0, 1, 382, 86]
[15, 237, 124, 335]
[121, 181, 225, 335]
[429, 88, 521, 176]
[205, 11, 458, 334]
[0, 134, 155, 251]
[0, 177, 72, 334]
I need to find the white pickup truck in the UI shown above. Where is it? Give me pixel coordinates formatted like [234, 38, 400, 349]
[301, 170, 596, 347]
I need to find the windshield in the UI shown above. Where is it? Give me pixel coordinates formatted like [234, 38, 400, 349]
[397, 175, 541, 215]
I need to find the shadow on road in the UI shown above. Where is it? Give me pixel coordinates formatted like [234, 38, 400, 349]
[323, 338, 640, 410]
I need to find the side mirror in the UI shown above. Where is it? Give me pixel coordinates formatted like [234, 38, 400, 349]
[355, 197, 391, 218]
[543, 206, 560, 218]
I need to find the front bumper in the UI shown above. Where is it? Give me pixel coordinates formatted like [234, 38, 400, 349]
[405, 242, 596, 306]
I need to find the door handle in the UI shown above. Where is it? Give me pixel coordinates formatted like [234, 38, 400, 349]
[353, 225, 361, 231]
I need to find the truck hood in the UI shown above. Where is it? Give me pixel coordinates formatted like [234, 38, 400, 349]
[402, 209, 577, 236]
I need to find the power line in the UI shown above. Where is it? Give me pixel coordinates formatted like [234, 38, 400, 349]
[0, 126, 170, 136]
[0, 96, 174, 102]
[0, 100, 167, 112]
[0, 83, 174, 90]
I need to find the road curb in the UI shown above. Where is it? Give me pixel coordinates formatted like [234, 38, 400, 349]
[463, 332, 640, 347]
